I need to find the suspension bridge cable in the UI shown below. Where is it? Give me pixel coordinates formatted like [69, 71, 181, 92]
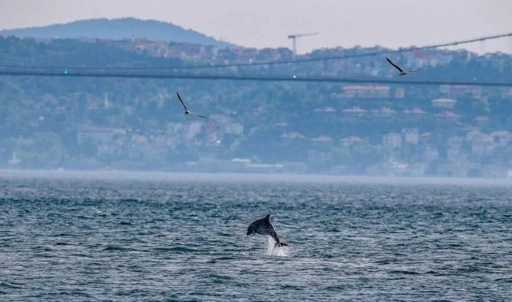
[1, 68, 511, 87]
[161, 31, 512, 70]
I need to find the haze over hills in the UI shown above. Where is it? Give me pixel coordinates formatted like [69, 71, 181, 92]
[0, 33, 512, 177]
[0, 17, 234, 48]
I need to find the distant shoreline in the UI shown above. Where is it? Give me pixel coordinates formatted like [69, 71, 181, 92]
[1, 168, 511, 185]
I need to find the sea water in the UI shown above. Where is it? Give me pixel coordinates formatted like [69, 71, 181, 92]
[0, 171, 511, 301]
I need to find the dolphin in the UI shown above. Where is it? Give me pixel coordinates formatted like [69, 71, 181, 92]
[247, 214, 288, 247]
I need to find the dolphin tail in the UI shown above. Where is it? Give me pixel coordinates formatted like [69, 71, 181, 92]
[275, 242, 288, 247]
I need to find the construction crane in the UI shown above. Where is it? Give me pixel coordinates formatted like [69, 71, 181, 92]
[288, 32, 318, 58]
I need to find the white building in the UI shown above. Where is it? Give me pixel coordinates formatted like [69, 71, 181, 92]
[402, 128, 419, 145]
[383, 132, 402, 149]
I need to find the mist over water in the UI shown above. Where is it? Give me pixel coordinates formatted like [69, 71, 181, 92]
[0, 170, 511, 301]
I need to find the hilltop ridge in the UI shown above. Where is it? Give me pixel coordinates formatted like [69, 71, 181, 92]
[0, 17, 234, 48]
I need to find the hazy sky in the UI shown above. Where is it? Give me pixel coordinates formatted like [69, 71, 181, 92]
[1, 0, 511, 54]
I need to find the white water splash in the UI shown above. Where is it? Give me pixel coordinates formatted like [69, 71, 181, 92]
[265, 236, 290, 256]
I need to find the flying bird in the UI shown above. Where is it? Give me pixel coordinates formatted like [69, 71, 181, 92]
[176, 92, 207, 118]
[386, 57, 423, 76]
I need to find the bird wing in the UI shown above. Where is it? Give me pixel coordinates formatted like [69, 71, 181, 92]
[176, 92, 189, 111]
[192, 113, 207, 119]
[408, 68, 424, 73]
[386, 57, 404, 73]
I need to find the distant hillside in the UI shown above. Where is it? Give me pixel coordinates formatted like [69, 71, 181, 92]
[1, 36, 512, 174]
[0, 17, 234, 48]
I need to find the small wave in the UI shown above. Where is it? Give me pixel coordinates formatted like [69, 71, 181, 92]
[153, 246, 199, 254]
[49, 233, 70, 238]
[103, 245, 136, 252]
[209, 255, 235, 261]
[0, 281, 24, 289]
[388, 269, 421, 275]
[494, 277, 512, 283]
[207, 273, 233, 283]
[120, 198, 140, 203]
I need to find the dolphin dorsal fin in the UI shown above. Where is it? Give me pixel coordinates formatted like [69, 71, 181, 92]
[264, 214, 271, 221]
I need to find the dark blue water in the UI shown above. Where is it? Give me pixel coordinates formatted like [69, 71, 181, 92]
[1, 171, 511, 301]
